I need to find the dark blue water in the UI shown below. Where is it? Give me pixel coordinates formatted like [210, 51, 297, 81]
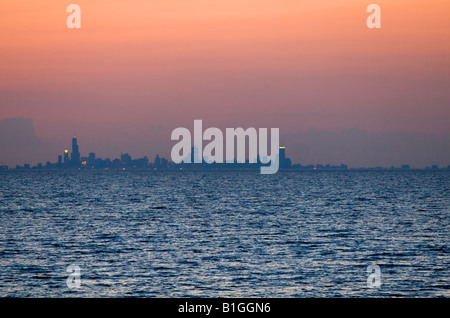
[0, 170, 448, 297]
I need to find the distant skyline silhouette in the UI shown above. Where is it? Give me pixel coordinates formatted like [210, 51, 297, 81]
[1, 124, 449, 171]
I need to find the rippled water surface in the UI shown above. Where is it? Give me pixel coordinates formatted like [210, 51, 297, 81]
[0, 170, 449, 297]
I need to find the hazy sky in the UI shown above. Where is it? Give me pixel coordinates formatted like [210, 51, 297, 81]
[0, 0, 449, 167]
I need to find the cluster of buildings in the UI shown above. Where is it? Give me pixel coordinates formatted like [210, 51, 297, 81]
[13, 137, 171, 171]
[10, 137, 296, 171]
[3, 137, 448, 171]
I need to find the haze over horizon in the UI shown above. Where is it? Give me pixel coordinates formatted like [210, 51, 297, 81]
[1, 117, 449, 169]
[1, 1, 449, 168]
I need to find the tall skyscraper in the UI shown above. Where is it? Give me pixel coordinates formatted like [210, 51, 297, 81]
[71, 137, 81, 166]
[279, 146, 292, 169]
[64, 149, 70, 165]
[279, 146, 286, 163]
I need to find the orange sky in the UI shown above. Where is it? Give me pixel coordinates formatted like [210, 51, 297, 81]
[0, 0, 449, 166]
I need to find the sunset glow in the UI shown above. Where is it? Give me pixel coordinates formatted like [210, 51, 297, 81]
[0, 0, 449, 167]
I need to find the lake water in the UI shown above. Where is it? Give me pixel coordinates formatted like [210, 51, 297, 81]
[0, 170, 448, 297]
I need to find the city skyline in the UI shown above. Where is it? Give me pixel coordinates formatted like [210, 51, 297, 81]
[2, 135, 449, 172]
[1, 116, 450, 169]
